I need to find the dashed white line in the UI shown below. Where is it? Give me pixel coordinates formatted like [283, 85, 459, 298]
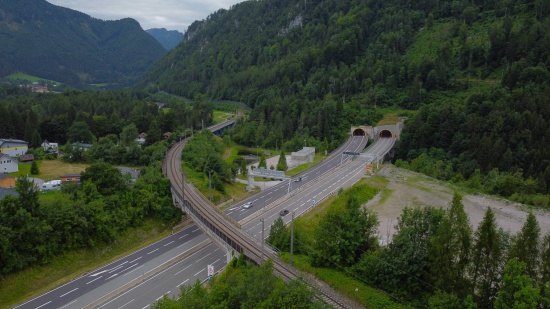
[86, 276, 102, 284]
[117, 299, 134, 309]
[60, 288, 78, 297]
[129, 256, 142, 263]
[196, 252, 211, 262]
[141, 306, 149, 309]
[174, 265, 192, 276]
[194, 269, 204, 276]
[59, 299, 77, 309]
[178, 278, 189, 286]
[164, 241, 175, 246]
[147, 248, 159, 254]
[35, 301, 51, 309]
[178, 233, 189, 239]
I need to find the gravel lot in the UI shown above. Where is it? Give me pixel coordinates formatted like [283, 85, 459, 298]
[364, 165, 550, 244]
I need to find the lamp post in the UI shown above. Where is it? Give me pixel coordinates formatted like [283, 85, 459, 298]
[209, 170, 213, 202]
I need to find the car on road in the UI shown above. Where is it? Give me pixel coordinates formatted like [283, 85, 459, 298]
[243, 202, 253, 209]
[279, 209, 289, 216]
[293, 177, 302, 182]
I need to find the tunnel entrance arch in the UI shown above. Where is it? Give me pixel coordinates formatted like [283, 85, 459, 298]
[352, 128, 366, 136]
[379, 130, 393, 138]
[350, 126, 373, 139]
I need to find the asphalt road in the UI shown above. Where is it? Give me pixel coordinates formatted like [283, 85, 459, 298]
[13, 133, 396, 309]
[13, 225, 207, 309]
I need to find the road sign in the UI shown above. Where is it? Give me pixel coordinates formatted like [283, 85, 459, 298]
[343, 151, 359, 156]
[207, 264, 214, 278]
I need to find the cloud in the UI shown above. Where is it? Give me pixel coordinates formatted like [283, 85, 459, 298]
[46, 0, 242, 32]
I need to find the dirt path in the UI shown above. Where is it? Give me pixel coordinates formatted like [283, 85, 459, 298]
[364, 165, 550, 244]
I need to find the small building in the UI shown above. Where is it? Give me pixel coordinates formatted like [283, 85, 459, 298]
[0, 153, 18, 173]
[291, 147, 315, 163]
[0, 174, 16, 188]
[162, 132, 171, 139]
[41, 140, 59, 153]
[135, 133, 147, 145]
[0, 139, 28, 157]
[61, 174, 81, 183]
[19, 154, 35, 162]
[71, 142, 93, 151]
[0, 187, 19, 200]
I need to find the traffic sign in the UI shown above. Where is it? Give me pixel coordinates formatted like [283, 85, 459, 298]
[207, 264, 214, 278]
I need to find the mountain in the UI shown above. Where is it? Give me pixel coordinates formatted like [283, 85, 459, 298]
[0, 0, 166, 87]
[146, 28, 184, 50]
[140, 0, 550, 200]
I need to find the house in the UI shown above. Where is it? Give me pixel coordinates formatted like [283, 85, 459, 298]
[71, 142, 93, 151]
[0, 188, 19, 201]
[0, 153, 18, 173]
[135, 133, 147, 145]
[41, 140, 59, 153]
[61, 174, 81, 183]
[0, 174, 16, 188]
[0, 139, 28, 157]
[19, 154, 35, 162]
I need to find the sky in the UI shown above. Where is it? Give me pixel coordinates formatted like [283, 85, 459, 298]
[46, 0, 243, 33]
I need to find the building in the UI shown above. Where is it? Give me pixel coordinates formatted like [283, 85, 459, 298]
[19, 154, 35, 162]
[0, 188, 19, 201]
[0, 139, 28, 157]
[0, 153, 18, 173]
[0, 174, 16, 188]
[291, 147, 315, 163]
[61, 174, 81, 183]
[71, 142, 93, 151]
[41, 140, 59, 153]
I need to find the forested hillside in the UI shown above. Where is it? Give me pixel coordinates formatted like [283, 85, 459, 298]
[146, 28, 184, 50]
[0, 0, 166, 86]
[141, 0, 550, 204]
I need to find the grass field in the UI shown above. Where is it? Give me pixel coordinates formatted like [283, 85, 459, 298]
[213, 111, 233, 124]
[6, 73, 61, 85]
[0, 219, 180, 309]
[11, 160, 89, 181]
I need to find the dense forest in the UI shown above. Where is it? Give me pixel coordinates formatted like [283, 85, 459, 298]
[140, 0, 550, 203]
[0, 0, 166, 86]
[146, 28, 184, 50]
[267, 185, 550, 308]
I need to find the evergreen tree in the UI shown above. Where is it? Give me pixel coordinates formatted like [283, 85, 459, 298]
[240, 159, 248, 177]
[541, 233, 550, 284]
[429, 192, 472, 298]
[30, 161, 39, 175]
[259, 152, 267, 169]
[276, 150, 288, 171]
[471, 208, 506, 309]
[508, 212, 541, 280]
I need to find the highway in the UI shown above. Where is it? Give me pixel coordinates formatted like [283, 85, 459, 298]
[12, 121, 397, 308]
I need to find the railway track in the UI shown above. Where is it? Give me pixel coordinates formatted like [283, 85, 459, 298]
[163, 128, 353, 308]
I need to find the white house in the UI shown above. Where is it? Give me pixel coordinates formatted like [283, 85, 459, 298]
[41, 140, 59, 153]
[0, 153, 18, 173]
[0, 139, 28, 157]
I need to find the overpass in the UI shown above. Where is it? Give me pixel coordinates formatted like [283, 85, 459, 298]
[210, 117, 237, 136]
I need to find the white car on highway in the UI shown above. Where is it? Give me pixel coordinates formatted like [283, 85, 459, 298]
[243, 202, 253, 209]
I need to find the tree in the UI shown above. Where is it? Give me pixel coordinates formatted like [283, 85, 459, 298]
[471, 208, 507, 309]
[258, 152, 267, 169]
[120, 123, 139, 146]
[276, 150, 288, 171]
[267, 217, 290, 251]
[494, 259, 540, 309]
[541, 233, 550, 284]
[30, 161, 39, 175]
[240, 159, 248, 177]
[429, 192, 472, 298]
[508, 212, 540, 280]
[67, 121, 95, 144]
[312, 195, 379, 267]
[80, 161, 127, 196]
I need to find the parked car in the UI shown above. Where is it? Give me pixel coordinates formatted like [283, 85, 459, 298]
[279, 209, 289, 216]
[243, 202, 253, 209]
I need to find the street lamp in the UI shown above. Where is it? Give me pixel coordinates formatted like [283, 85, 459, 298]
[209, 170, 213, 202]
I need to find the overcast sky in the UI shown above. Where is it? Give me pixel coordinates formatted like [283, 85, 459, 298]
[46, 0, 243, 33]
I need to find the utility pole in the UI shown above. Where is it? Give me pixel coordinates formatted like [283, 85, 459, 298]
[182, 172, 185, 206]
[261, 218, 265, 262]
[290, 211, 294, 266]
[209, 170, 213, 202]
